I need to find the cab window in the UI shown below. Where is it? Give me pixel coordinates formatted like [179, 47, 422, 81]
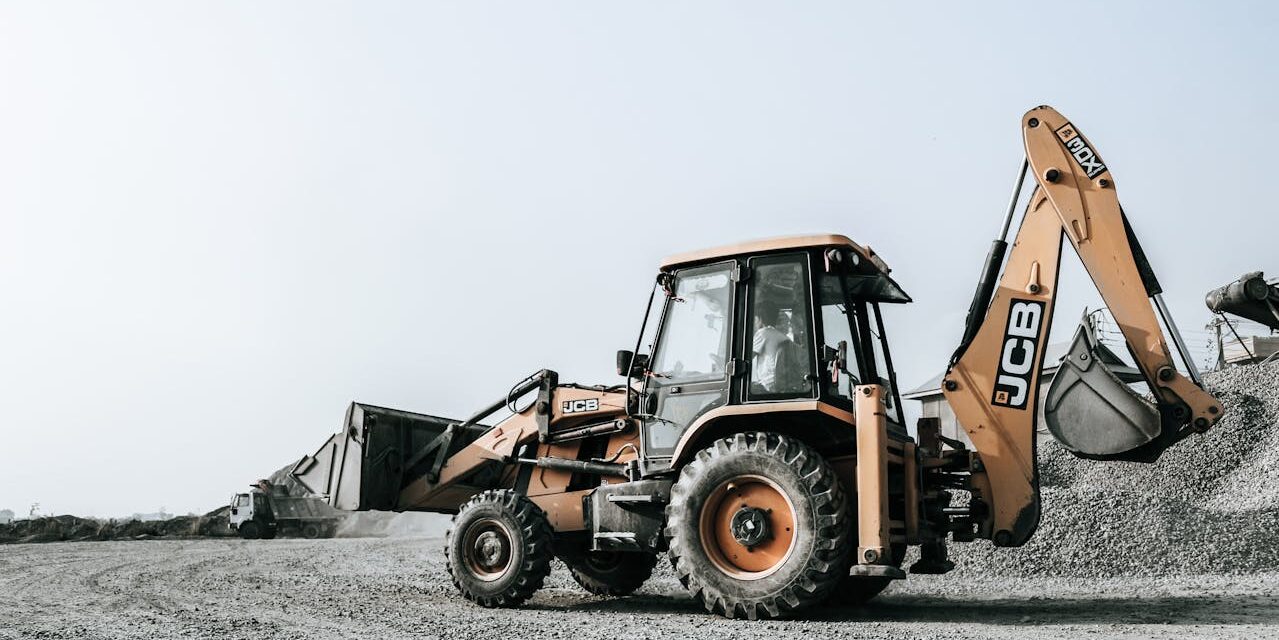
[648, 267, 732, 382]
[746, 255, 815, 399]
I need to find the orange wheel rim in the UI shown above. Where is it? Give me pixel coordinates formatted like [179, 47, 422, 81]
[698, 474, 797, 580]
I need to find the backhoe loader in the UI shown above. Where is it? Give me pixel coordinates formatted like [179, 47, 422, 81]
[293, 105, 1223, 619]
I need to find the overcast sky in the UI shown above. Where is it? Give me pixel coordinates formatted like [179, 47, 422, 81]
[1, 1, 1275, 517]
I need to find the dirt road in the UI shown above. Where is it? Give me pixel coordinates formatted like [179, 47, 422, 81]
[2, 537, 1277, 639]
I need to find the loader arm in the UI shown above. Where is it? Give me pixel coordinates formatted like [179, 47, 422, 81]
[942, 105, 1224, 547]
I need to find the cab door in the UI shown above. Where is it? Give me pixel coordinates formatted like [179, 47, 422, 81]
[640, 262, 736, 461]
[253, 493, 275, 524]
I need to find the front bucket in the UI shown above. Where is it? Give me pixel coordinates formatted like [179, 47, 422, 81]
[1044, 321, 1162, 458]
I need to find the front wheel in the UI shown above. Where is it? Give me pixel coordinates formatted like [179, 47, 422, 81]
[446, 490, 553, 608]
[238, 521, 262, 540]
[665, 432, 852, 620]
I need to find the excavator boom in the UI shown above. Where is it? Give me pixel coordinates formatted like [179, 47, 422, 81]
[943, 106, 1224, 547]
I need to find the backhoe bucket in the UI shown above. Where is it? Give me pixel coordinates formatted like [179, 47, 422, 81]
[1044, 321, 1162, 457]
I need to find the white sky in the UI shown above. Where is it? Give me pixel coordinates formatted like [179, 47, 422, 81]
[1, 1, 1274, 517]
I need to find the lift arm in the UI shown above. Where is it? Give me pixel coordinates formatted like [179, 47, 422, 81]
[941, 105, 1224, 547]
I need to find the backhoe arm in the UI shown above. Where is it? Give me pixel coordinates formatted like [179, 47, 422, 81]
[941, 105, 1224, 547]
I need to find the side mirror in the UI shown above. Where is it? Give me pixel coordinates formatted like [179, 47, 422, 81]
[616, 350, 649, 377]
[616, 350, 634, 376]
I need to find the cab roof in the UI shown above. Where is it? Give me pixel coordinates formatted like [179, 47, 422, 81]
[659, 233, 893, 274]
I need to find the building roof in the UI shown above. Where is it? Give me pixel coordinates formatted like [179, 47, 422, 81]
[660, 233, 891, 272]
[902, 340, 1143, 400]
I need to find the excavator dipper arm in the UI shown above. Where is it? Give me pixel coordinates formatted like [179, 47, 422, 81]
[942, 106, 1224, 547]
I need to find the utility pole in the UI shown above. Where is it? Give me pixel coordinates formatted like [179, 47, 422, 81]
[1207, 317, 1226, 371]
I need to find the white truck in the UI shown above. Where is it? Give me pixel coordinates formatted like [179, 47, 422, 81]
[228, 481, 344, 540]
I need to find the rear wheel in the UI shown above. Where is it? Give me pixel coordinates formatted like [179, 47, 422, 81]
[559, 546, 658, 597]
[301, 523, 322, 539]
[665, 432, 852, 620]
[446, 490, 553, 608]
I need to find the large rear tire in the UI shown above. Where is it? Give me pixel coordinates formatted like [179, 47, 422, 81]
[301, 523, 322, 539]
[559, 546, 658, 597]
[665, 432, 852, 620]
[446, 490, 553, 608]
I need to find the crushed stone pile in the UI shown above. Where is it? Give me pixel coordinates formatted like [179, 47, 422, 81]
[265, 458, 313, 497]
[951, 360, 1279, 578]
[0, 506, 235, 544]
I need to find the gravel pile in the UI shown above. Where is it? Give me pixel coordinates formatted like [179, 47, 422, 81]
[951, 361, 1279, 578]
[0, 507, 234, 544]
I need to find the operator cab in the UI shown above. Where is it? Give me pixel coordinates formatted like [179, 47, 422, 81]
[621, 235, 912, 471]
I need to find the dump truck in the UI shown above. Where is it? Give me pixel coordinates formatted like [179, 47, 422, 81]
[293, 105, 1223, 619]
[228, 480, 343, 540]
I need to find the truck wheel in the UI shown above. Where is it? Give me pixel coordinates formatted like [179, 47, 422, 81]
[559, 547, 658, 597]
[446, 490, 553, 608]
[665, 432, 852, 620]
[260, 526, 278, 540]
[238, 522, 262, 540]
[301, 523, 322, 539]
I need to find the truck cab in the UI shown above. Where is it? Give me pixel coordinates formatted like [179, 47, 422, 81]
[629, 234, 913, 472]
[228, 491, 277, 539]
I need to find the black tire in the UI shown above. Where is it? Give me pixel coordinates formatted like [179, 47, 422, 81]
[238, 521, 262, 540]
[828, 543, 905, 606]
[301, 523, 322, 539]
[665, 432, 852, 620]
[260, 526, 278, 540]
[559, 547, 659, 597]
[446, 490, 553, 608]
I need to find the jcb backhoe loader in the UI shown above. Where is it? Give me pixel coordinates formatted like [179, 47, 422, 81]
[292, 105, 1223, 619]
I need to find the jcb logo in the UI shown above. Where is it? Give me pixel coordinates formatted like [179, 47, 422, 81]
[992, 300, 1044, 409]
[1055, 123, 1107, 179]
[562, 398, 600, 414]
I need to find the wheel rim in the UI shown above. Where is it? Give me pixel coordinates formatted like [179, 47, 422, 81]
[698, 474, 797, 580]
[462, 517, 515, 582]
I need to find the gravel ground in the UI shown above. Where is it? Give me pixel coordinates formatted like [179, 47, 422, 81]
[2, 537, 1278, 640]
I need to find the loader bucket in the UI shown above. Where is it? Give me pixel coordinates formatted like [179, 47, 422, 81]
[291, 403, 482, 511]
[1043, 321, 1162, 458]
